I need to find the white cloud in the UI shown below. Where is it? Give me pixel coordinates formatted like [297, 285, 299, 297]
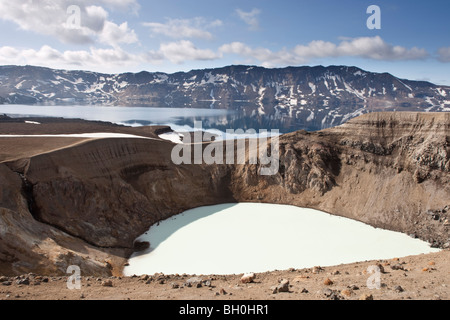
[219, 42, 295, 66]
[159, 41, 221, 64]
[220, 36, 429, 67]
[0, 47, 20, 60]
[437, 47, 450, 62]
[0, 45, 147, 72]
[82, 5, 109, 32]
[236, 8, 261, 30]
[97, 0, 140, 13]
[99, 21, 139, 47]
[143, 18, 223, 40]
[0, 0, 139, 46]
[0, 40, 222, 71]
[331, 36, 429, 61]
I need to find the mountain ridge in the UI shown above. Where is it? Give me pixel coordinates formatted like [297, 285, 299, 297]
[1, 64, 449, 131]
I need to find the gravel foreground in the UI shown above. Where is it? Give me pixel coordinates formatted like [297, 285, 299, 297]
[1, 251, 448, 301]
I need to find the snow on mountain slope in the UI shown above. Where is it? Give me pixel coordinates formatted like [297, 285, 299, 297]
[0, 65, 449, 131]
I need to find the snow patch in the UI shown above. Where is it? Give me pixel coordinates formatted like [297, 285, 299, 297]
[397, 79, 412, 91]
[258, 87, 266, 115]
[15, 80, 26, 89]
[436, 88, 447, 97]
[159, 132, 184, 144]
[344, 82, 365, 100]
[308, 82, 316, 94]
[152, 74, 169, 84]
[118, 81, 129, 88]
[0, 133, 155, 139]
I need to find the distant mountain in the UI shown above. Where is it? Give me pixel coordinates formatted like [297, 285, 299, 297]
[0, 64, 449, 131]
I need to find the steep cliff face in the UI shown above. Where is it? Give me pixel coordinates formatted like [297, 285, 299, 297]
[0, 163, 117, 276]
[4, 138, 233, 249]
[1, 135, 235, 275]
[331, 112, 450, 180]
[232, 112, 450, 247]
[0, 112, 449, 276]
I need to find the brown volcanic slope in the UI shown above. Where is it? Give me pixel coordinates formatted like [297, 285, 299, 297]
[0, 112, 449, 279]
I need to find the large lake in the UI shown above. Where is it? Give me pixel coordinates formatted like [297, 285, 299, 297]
[0, 104, 293, 133]
[123, 203, 440, 276]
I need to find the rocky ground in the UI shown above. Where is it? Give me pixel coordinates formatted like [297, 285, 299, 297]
[1, 251, 448, 300]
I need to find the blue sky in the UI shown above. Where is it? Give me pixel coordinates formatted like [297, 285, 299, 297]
[0, 0, 449, 84]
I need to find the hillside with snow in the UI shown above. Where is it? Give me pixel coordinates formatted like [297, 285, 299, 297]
[0, 65, 449, 131]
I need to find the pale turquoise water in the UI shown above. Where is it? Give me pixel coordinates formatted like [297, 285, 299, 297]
[123, 203, 440, 276]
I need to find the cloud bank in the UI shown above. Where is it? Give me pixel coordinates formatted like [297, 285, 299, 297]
[0, 36, 433, 72]
[143, 18, 223, 40]
[0, 0, 139, 46]
[0, 1, 446, 73]
[220, 36, 429, 67]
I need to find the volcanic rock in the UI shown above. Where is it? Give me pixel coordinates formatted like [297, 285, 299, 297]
[0, 112, 449, 276]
